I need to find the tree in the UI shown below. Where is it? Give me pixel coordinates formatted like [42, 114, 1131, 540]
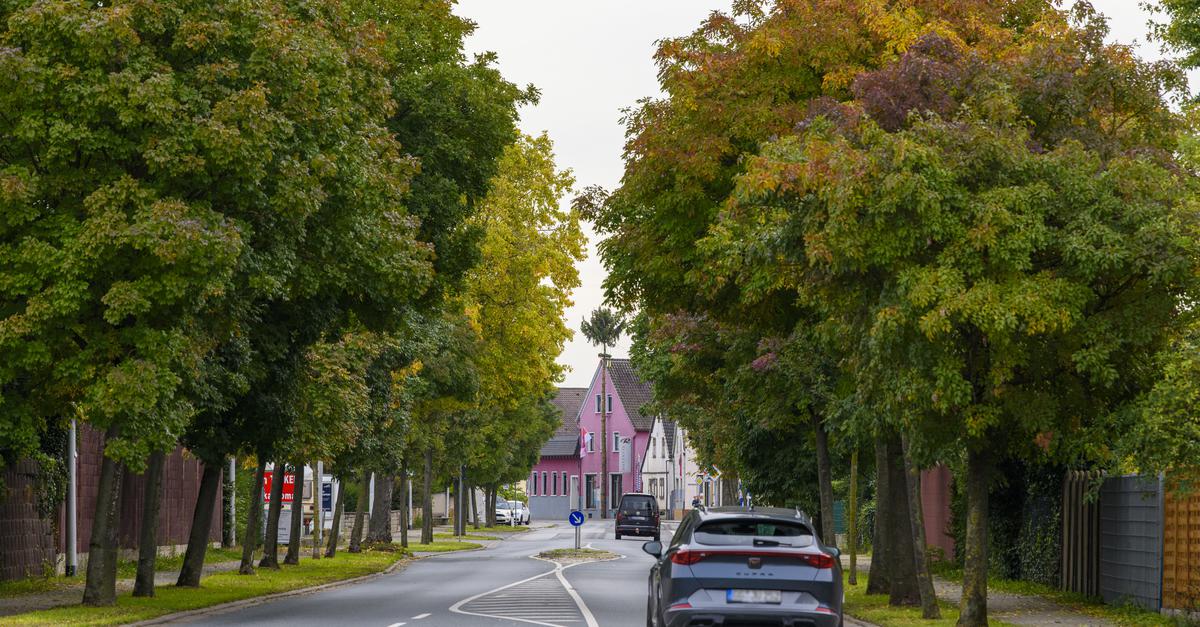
[581, 308, 625, 517]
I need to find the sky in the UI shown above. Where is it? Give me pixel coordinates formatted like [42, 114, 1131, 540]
[453, 0, 1180, 388]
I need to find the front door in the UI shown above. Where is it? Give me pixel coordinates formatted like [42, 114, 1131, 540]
[610, 474, 623, 510]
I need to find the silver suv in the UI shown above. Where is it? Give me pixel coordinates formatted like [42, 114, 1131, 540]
[642, 507, 843, 627]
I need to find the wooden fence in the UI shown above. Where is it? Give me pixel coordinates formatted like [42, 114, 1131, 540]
[1164, 486, 1200, 612]
[1062, 470, 1101, 597]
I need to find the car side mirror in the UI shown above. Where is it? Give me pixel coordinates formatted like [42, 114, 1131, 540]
[642, 541, 663, 558]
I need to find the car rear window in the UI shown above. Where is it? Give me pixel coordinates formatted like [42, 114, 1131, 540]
[620, 496, 654, 513]
[693, 519, 814, 547]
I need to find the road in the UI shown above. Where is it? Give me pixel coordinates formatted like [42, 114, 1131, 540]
[180, 520, 669, 627]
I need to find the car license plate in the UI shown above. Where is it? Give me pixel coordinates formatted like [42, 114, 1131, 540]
[630, 516, 645, 521]
[727, 589, 782, 604]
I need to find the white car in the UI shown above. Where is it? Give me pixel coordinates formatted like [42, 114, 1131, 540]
[509, 500, 531, 525]
[495, 500, 516, 525]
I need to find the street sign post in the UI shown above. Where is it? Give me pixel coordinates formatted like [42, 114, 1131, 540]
[569, 510, 584, 549]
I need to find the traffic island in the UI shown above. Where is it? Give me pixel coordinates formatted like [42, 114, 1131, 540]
[536, 548, 618, 564]
[2, 549, 409, 627]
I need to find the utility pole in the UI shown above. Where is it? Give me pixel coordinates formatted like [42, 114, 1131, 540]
[600, 351, 609, 518]
[313, 460, 323, 559]
[227, 457, 236, 547]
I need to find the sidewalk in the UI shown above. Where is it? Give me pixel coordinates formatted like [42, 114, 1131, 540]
[842, 556, 1115, 626]
[0, 560, 241, 617]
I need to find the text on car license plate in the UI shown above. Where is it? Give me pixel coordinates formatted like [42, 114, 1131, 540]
[727, 589, 782, 604]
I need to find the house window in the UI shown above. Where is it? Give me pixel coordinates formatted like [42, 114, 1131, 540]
[586, 432, 594, 453]
[652, 438, 658, 458]
[542, 472, 548, 496]
[607, 395, 613, 412]
[531, 472, 537, 496]
[585, 474, 597, 509]
[552, 472, 558, 496]
[595, 394, 601, 412]
[613, 432, 621, 453]
[561, 472, 568, 497]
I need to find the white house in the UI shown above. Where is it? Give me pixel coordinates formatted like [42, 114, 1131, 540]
[639, 417, 727, 518]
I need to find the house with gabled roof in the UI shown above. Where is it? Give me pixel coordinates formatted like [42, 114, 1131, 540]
[528, 357, 659, 520]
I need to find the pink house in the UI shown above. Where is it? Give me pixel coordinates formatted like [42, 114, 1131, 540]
[528, 358, 656, 520]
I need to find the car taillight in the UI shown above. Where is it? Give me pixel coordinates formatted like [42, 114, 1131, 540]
[799, 554, 835, 569]
[670, 550, 704, 565]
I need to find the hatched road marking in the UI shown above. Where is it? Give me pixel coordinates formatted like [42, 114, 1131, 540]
[449, 550, 622, 627]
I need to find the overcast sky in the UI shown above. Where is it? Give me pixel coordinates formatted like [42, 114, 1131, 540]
[453, 1, 1183, 388]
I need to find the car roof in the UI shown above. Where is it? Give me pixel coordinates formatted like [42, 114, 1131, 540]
[620, 493, 653, 498]
[693, 506, 814, 525]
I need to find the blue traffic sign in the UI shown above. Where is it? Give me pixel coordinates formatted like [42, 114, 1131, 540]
[568, 510, 584, 527]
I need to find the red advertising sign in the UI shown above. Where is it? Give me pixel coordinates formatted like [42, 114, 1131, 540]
[262, 472, 296, 503]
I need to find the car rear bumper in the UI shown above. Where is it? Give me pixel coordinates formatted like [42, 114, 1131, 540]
[616, 524, 658, 536]
[664, 606, 840, 627]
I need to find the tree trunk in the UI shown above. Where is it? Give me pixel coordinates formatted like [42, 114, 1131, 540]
[901, 434, 940, 618]
[486, 486, 497, 527]
[812, 413, 836, 547]
[83, 425, 124, 606]
[284, 461, 304, 565]
[958, 447, 991, 627]
[259, 461, 286, 569]
[866, 436, 891, 595]
[349, 470, 369, 553]
[886, 433, 920, 606]
[399, 464, 409, 548]
[368, 473, 393, 544]
[133, 451, 165, 597]
[240, 460, 266, 574]
[176, 461, 222, 587]
[600, 355, 608, 518]
[848, 448, 859, 586]
[421, 448, 434, 544]
[451, 471, 461, 536]
[325, 478, 344, 557]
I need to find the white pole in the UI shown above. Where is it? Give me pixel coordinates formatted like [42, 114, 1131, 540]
[314, 461, 323, 557]
[228, 457, 236, 546]
[368, 472, 375, 515]
[66, 418, 77, 577]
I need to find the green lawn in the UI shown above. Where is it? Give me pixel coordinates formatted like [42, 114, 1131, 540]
[4, 550, 406, 626]
[0, 548, 244, 599]
[407, 540, 482, 552]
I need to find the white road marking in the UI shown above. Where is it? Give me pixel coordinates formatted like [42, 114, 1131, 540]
[449, 551, 622, 627]
[386, 623, 406, 627]
[411, 614, 430, 620]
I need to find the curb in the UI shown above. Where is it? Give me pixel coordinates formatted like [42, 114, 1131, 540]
[129, 554, 413, 626]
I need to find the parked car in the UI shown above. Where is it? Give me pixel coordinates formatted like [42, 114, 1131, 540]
[495, 500, 515, 525]
[509, 500, 531, 525]
[616, 492, 660, 541]
[641, 507, 843, 627]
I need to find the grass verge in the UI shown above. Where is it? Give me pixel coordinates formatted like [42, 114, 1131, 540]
[467, 525, 530, 533]
[408, 540, 482, 553]
[842, 572, 981, 627]
[0, 548, 245, 599]
[928, 563, 1192, 627]
[433, 532, 499, 541]
[4, 549, 406, 626]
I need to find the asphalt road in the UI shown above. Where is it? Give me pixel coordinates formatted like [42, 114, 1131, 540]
[180, 519, 671, 627]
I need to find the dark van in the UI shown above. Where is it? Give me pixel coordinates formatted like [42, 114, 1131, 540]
[615, 493, 660, 541]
